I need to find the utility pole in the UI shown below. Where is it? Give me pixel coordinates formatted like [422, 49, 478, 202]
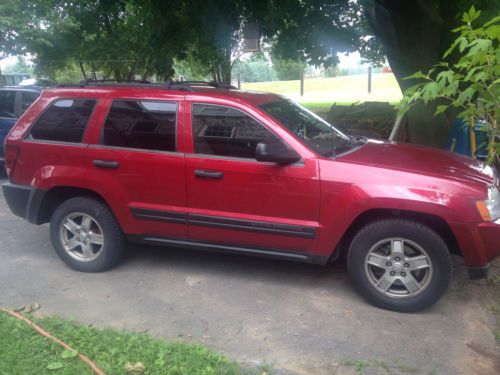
[368, 66, 372, 94]
[300, 69, 304, 97]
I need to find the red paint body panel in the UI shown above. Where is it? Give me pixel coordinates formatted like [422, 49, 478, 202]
[5, 86, 500, 269]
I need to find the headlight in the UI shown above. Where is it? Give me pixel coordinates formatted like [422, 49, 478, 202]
[487, 186, 500, 221]
[477, 186, 500, 221]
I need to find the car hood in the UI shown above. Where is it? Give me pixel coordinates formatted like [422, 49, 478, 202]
[337, 140, 495, 187]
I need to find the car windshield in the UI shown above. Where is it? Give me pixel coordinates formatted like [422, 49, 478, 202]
[259, 99, 352, 156]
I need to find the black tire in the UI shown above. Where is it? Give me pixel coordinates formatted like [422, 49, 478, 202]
[50, 197, 126, 272]
[347, 219, 452, 312]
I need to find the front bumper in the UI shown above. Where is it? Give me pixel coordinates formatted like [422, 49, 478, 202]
[450, 220, 500, 279]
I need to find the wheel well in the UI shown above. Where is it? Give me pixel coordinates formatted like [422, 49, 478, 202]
[333, 209, 462, 260]
[37, 186, 108, 224]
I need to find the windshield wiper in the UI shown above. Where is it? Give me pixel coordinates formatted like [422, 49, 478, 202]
[324, 135, 367, 157]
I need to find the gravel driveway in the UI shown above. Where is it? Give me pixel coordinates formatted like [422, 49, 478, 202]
[0, 177, 498, 374]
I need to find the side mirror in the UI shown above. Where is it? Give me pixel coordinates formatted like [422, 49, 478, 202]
[255, 140, 301, 164]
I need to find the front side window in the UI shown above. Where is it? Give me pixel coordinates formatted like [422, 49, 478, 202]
[0, 91, 16, 118]
[102, 100, 177, 152]
[29, 98, 96, 143]
[192, 104, 277, 159]
[259, 99, 351, 156]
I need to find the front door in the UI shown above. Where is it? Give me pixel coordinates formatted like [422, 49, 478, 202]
[185, 103, 320, 255]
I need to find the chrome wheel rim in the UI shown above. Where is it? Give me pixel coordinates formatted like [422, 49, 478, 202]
[59, 212, 105, 262]
[364, 238, 433, 298]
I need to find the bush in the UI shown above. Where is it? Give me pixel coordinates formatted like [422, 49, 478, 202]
[271, 58, 306, 80]
[232, 60, 277, 83]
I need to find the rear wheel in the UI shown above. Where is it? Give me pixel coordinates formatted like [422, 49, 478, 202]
[347, 219, 452, 312]
[50, 197, 125, 272]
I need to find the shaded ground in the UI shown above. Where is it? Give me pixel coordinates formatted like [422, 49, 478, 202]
[0, 177, 498, 374]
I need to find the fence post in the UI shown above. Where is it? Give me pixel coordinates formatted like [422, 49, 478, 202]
[300, 69, 304, 97]
[368, 66, 372, 94]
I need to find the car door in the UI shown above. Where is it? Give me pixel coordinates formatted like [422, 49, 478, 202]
[0, 90, 18, 160]
[86, 95, 188, 239]
[184, 101, 321, 257]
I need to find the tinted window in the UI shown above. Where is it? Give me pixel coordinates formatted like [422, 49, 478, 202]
[192, 104, 276, 159]
[0, 91, 16, 118]
[21, 91, 40, 111]
[102, 100, 177, 152]
[29, 99, 96, 143]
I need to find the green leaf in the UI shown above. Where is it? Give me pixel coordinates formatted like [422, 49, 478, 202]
[484, 15, 500, 27]
[485, 24, 500, 40]
[403, 71, 428, 80]
[46, 362, 64, 370]
[60, 349, 78, 359]
[434, 105, 448, 115]
[467, 39, 492, 56]
[459, 37, 468, 52]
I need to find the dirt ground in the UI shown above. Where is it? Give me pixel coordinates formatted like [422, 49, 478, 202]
[0, 177, 498, 374]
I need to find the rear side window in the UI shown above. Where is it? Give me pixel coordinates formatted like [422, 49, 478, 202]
[29, 99, 97, 143]
[102, 100, 177, 152]
[0, 91, 16, 118]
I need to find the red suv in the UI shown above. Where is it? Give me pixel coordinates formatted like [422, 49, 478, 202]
[2, 81, 499, 312]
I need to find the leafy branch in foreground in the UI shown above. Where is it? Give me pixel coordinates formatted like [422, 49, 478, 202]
[398, 6, 499, 164]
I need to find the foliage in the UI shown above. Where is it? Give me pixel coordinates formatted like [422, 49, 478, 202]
[398, 7, 499, 163]
[322, 65, 340, 78]
[233, 58, 277, 83]
[0, 312, 247, 375]
[2, 56, 34, 75]
[271, 57, 306, 81]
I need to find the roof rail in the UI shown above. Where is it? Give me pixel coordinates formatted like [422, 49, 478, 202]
[56, 79, 239, 91]
[166, 80, 238, 91]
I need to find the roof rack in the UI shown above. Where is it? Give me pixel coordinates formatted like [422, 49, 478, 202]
[165, 80, 238, 91]
[56, 79, 239, 91]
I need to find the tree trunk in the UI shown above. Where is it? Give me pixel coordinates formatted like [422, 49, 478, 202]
[79, 62, 88, 80]
[365, 0, 452, 147]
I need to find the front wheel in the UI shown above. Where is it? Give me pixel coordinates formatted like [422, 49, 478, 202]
[347, 219, 452, 312]
[50, 197, 125, 272]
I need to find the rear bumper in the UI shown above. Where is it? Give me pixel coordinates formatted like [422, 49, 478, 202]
[450, 220, 500, 279]
[2, 183, 46, 223]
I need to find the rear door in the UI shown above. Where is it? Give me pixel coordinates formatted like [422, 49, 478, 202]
[184, 101, 321, 256]
[86, 95, 188, 239]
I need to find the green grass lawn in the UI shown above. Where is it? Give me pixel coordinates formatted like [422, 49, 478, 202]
[0, 312, 253, 375]
[241, 73, 402, 110]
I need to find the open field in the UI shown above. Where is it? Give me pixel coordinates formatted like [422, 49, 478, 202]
[241, 73, 403, 111]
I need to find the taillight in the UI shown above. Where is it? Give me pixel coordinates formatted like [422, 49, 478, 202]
[4, 144, 19, 178]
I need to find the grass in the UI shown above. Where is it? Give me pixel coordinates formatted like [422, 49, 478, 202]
[241, 73, 403, 107]
[342, 358, 424, 375]
[0, 312, 252, 375]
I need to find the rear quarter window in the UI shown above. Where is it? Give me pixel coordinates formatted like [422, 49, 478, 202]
[28, 98, 97, 143]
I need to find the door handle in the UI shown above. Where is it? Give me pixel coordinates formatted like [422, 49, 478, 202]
[93, 160, 120, 169]
[194, 169, 224, 179]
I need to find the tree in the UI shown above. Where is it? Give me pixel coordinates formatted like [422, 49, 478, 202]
[271, 57, 306, 80]
[254, 0, 499, 147]
[1, 0, 195, 81]
[399, 8, 499, 164]
[2, 57, 34, 75]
